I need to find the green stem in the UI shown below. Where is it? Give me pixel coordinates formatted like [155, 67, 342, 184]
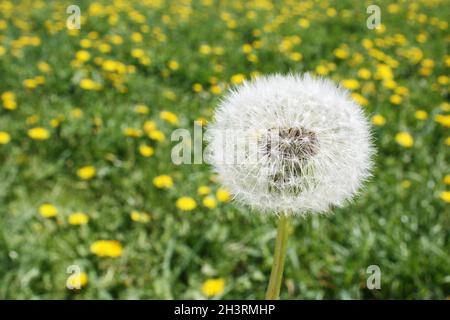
[265, 214, 290, 300]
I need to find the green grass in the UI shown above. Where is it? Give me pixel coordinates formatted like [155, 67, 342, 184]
[0, 0, 449, 299]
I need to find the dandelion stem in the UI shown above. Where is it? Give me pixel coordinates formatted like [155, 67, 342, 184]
[265, 214, 290, 300]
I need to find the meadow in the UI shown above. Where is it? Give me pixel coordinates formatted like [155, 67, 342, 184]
[0, 0, 449, 299]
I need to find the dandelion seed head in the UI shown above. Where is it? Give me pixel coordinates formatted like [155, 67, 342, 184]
[206, 73, 375, 215]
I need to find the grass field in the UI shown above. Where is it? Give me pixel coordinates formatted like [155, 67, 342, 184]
[0, 0, 449, 299]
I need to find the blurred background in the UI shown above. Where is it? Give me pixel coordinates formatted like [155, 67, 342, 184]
[0, 0, 449, 299]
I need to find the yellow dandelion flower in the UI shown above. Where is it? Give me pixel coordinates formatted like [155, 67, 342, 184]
[395, 86, 409, 96]
[443, 175, 450, 185]
[421, 59, 434, 68]
[401, 180, 411, 189]
[326, 8, 337, 17]
[160, 111, 179, 125]
[241, 44, 252, 54]
[68, 212, 89, 225]
[434, 115, 450, 128]
[143, 120, 157, 133]
[0, 131, 11, 144]
[131, 48, 145, 59]
[131, 32, 143, 43]
[383, 79, 397, 89]
[35, 76, 46, 85]
[437, 75, 449, 85]
[153, 175, 173, 189]
[414, 110, 428, 120]
[79, 79, 101, 91]
[196, 118, 208, 126]
[199, 44, 212, 55]
[50, 118, 61, 128]
[357, 68, 371, 80]
[440, 102, 450, 112]
[148, 130, 165, 142]
[351, 93, 368, 106]
[130, 210, 151, 223]
[39, 204, 58, 218]
[197, 186, 211, 196]
[139, 144, 154, 157]
[37, 61, 52, 73]
[67, 272, 88, 290]
[439, 191, 450, 203]
[395, 132, 414, 148]
[341, 79, 360, 90]
[315, 64, 329, 76]
[110, 34, 123, 45]
[289, 52, 303, 62]
[77, 166, 96, 180]
[201, 278, 225, 297]
[333, 47, 349, 59]
[102, 60, 117, 72]
[298, 18, 310, 28]
[389, 94, 402, 105]
[123, 127, 143, 138]
[3, 99, 17, 110]
[70, 108, 83, 119]
[168, 60, 180, 70]
[75, 50, 90, 62]
[203, 196, 217, 209]
[176, 197, 197, 211]
[231, 73, 245, 85]
[216, 188, 231, 202]
[90, 240, 123, 258]
[79, 39, 92, 48]
[375, 64, 393, 80]
[134, 104, 149, 114]
[23, 79, 38, 89]
[28, 127, 50, 140]
[26, 115, 39, 124]
[210, 85, 222, 95]
[98, 43, 111, 53]
[192, 83, 203, 92]
[371, 115, 386, 126]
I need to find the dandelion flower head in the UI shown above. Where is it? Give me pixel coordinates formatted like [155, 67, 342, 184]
[206, 74, 374, 215]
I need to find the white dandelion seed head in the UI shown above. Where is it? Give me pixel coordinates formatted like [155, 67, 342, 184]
[205, 73, 375, 215]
